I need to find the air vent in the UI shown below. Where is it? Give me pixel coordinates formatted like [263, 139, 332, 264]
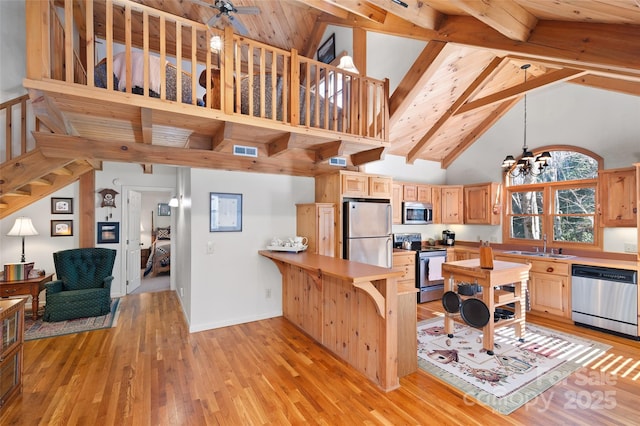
[233, 145, 258, 157]
[329, 157, 347, 167]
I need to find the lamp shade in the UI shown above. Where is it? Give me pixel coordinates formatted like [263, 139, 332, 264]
[7, 217, 39, 236]
[337, 55, 359, 74]
[168, 197, 179, 207]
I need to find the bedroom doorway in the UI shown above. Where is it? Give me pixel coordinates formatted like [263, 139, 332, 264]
[123, 187, 173, 295]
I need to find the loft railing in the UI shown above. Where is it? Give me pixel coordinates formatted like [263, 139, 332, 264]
[0, 94, 38, 163]
[25, 0, 388, 141]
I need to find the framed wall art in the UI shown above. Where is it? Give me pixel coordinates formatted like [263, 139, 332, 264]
[210, 192, 242, 232]
[51, 197, 73, 214]
[158, 203, 171, 216]
[317, 33, 335, 64]
[97, 222, 120, 244]
[51, 220, 73, 237]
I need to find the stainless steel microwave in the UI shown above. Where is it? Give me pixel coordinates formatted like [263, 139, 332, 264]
[402, 202, 433, 224]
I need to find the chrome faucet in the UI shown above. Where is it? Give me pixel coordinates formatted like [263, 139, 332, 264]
[542, 234, 547, 253]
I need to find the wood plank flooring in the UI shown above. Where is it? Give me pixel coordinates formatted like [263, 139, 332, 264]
[1, 290, 638, 425]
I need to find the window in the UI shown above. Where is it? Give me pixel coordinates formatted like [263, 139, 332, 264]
[504, 149, 602, 249]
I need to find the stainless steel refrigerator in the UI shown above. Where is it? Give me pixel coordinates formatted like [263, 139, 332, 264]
[343, 200, 393, 268]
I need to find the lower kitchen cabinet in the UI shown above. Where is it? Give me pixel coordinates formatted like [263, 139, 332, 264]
[495, 255, 571, 319]
[296, 203, 335, 257]
[529, 260, 570, 318]
[392, 250, 416, 288]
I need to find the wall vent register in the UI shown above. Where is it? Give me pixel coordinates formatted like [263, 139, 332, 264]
[233, 145, 258, 157]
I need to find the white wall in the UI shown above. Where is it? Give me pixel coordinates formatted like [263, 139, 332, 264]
[95, 162, 177, 296]
[0, 184, 79, 277]
[0, 0, 26, 101]
[186, 168, 314, 332]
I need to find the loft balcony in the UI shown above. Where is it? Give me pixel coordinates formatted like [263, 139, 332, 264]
[22, 0, 390, 177]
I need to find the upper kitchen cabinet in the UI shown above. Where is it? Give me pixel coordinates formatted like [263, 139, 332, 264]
[402, 183, 433, 203]
[316, 171, 392, 200]
[464, 182, 501, 225]
[440, 186, 463, 224]
[599, 167, 637, 227]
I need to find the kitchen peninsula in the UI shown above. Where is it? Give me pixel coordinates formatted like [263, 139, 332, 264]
[259, 250, 405, 391]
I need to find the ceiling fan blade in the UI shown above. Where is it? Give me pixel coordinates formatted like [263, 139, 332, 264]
[206, 13, 222, 27]
[235, 6, 260, 15]
[229, 15, 249, 36]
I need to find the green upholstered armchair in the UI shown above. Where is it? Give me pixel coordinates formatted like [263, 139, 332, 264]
[43, 248, 116, 322]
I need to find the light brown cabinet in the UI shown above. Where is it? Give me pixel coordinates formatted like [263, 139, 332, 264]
[599, 167, 637, 227]
[296, 203, 335, 257]
[392, 183, 403, 224]
[315, 171, 393, 258]
[392, 251, 416, 288]
[0, 298, 25, 409]
[529, 260, 570, 318]
[494, 254, 571, 319]
[441, 185, 464, 224]
[464, 182, 501, 225]
[336, 171, 392, 199]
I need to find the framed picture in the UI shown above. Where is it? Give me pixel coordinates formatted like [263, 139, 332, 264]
[210, 192, 242, 232]
[51, 197, 73, 214]
[158, 203, 171, 216]
[51, 220, 73, 237]
[317, 33, 335, 64]
[97, 222, 120, 244]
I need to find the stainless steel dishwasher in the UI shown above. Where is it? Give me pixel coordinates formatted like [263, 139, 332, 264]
[571, 264, 638, 339]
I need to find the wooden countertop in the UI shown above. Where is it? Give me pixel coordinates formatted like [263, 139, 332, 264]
[258, 250, 403, 283]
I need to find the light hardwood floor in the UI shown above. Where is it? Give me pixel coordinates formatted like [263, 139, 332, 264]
[1, 290, 638, 425]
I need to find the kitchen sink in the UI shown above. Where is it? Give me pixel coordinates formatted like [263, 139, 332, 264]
[503, 250, 575, 259]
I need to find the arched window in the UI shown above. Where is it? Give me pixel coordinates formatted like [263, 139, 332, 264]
[503, 148, 603, 250]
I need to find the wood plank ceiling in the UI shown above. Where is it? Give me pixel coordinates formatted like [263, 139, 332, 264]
[123, 0, 640, 170]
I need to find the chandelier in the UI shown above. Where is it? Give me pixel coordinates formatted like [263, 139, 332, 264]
[501, 64, 551, 177]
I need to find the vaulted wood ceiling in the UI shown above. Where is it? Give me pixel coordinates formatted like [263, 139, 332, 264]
[130, 0, 640, 168]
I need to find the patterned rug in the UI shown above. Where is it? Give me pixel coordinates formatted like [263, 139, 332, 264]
[417, 316, 611, 415]
[24, 299, 121, 341]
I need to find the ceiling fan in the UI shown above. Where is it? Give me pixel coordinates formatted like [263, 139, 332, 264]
[193, 0, 260, 36]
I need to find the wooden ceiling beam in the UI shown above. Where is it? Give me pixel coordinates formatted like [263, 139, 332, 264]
[321, 13, 640, 75]
[389, 41, 448, 124]
[569, 74, 640, 97]
[351, 147, 385, 166]
[449, 0, 538, 42]
[406, 56, 505, 164]
[140, 107, 153, 144]
[33, 132, 358, 176]
[365, 0, 444, 30]
[455, 68, 587, 115]
[315, 141, 344, 163]
[441, 97, 521, 169]
[303, 0, 351, 20]
[28, 91, 74, 135]
[267, 133, 294, 157]
[317, 0, 388, 24]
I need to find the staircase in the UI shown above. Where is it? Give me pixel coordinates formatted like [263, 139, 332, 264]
[0, 94, 94, 220]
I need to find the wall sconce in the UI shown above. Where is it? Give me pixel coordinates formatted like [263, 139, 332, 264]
[168, 196, 179, 207]
[7, 217, 39, 262]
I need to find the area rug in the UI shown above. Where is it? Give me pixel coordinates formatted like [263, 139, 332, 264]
[24, 299, 121, 341]
[417, 316, 611, 415]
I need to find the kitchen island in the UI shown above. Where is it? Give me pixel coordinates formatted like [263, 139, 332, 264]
[259, 250, 405, 391]
[442, 259, 531, 355]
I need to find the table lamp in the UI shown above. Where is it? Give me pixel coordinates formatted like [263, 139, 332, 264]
[7, 217, 39, 262]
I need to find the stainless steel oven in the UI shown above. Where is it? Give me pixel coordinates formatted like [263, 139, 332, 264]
[417, 248, 447, 303]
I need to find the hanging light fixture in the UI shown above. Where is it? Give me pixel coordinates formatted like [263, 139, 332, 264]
[501, 64, 551, 177]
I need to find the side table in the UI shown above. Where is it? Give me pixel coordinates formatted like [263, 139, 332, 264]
[0, 273, 54, 320]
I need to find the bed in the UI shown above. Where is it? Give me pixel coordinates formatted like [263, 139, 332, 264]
[94, 51, 202, 105]
[238, 74, 344, 130]
[144, 226, 171, 277]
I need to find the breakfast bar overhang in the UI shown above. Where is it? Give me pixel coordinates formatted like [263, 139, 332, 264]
[259, 250, 404, 391]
